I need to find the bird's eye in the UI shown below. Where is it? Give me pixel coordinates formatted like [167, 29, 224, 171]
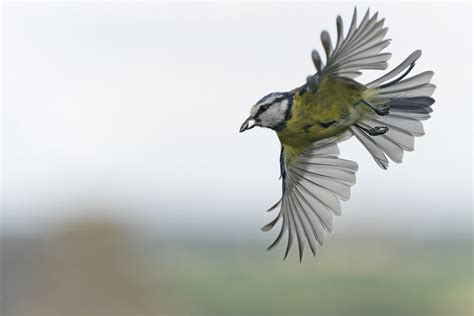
[261, 104, 271, 111]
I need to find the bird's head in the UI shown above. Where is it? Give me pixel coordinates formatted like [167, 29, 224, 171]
[240, 92, 292, 132]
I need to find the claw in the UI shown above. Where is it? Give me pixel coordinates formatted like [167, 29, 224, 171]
[356, 123, 389, 136]
[367, 126, 389, 136]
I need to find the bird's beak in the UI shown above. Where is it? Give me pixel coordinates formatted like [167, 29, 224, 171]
[239, 116, 257, 133]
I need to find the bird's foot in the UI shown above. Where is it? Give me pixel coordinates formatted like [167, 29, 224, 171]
[356, 123, 389, 136]
[367, 126, 389, 136]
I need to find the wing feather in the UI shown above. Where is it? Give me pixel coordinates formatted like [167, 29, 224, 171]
[283, 197, 296, 259]
[294, 185, 333, 233]
[287, 192, 309, 261]
[293, 186, 326, 244]
[307, 8, 390, 85]
[263, 133, 358, 259]
[290, 190, 318, 256]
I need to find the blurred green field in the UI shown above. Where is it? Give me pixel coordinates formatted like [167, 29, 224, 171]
[2, 223, 471, 316]
[142, 238, 472, 316]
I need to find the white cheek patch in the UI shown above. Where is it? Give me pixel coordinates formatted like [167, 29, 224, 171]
[259, 100, 289, 128]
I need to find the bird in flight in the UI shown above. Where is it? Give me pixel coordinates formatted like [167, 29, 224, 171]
[240, 8, 436, 260]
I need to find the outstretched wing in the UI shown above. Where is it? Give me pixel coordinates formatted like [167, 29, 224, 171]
[307, 8, 391, 90]
[262, 132, 358, 260]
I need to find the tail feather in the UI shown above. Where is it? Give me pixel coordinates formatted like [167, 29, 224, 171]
[353, 50, 436, 169]
[366, 50, 422, 87]
[373, 116, 425, 136]
[350, 126, 389, 169]
[364, 119, 415, 151]
[376, 84, 436, 99]
[378, 71, 434, 93]
[388, 96, 434, 116]
[389, 111, 431, 121]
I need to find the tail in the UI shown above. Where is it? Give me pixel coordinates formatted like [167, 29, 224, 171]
[351, 50, 436, 169]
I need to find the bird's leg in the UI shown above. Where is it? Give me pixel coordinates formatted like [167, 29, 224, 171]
[360, 98, 390, 116]
[356, 122, 389, 136]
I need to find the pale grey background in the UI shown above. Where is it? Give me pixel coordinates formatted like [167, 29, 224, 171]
[2, 2, 472, 239]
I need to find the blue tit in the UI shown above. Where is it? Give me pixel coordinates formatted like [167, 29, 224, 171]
[240, 8, 436, 260]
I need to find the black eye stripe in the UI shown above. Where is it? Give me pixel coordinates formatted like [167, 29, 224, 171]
[255, 93, 292, 117]
[256, 104, 271, 117]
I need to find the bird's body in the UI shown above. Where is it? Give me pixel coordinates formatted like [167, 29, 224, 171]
[278, 77, 373, 161]
[240, 8, 435, 260]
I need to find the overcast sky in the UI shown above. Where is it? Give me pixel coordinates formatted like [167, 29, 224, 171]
[2, 2, 472, 239]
